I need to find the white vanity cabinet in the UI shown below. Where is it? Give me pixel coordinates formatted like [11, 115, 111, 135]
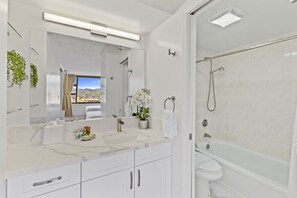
[6, 142, 171, 198]
[34, 185, 80, 198]
[81, 151, 135, 198]
[134, 143, 172, 198]
[81, 143, 171, 198]
[82, 168, 134, 198]
[6, 163, 81, 198]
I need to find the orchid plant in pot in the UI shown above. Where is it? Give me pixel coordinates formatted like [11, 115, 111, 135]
[132, 88, 152, 129]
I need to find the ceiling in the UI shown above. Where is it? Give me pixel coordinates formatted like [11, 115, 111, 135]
[12, 0, 187, 35]
[49, 33, 107, 56]
[196, 0, 297, 54]
[48, 32, 111, 74]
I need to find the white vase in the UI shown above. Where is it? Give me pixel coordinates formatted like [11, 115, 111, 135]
[139, 120, 148, 129]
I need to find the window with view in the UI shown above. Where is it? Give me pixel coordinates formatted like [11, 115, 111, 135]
[71, 76, 101, 104]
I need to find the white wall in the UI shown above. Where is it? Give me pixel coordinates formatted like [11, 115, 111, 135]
[146, 1, 210, 198]
[46, 35, 62, 122]
[102, 47, 146, 118]
[119, 48, 146, 92]
[30, 29, 47, 123]
[102, 46, 121, 117]
[196, 33, 297, 161]
[126, 49, 146, 95]
[146, 14, 183, 198]
[145, 0, 203, 196]
[0, 0, 8, 195]
[55, 47, 101, 77]
[118, 48, 146, 115]
[7, 3, 31, 126]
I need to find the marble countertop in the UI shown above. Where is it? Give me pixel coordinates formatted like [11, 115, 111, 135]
[6, 128, 170, 179]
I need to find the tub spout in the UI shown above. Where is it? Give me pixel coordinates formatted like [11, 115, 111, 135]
[203, 133, 211, 139]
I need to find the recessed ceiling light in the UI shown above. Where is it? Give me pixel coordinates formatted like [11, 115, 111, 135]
[211, 10, 242, 28]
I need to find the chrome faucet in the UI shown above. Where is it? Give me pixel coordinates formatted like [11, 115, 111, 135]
[117, 118, 124, 132]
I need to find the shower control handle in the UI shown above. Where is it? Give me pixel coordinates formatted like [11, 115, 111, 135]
[202, 119, 208, 127]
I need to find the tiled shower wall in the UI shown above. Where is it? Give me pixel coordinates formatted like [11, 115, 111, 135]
[196, 35, 297, 161]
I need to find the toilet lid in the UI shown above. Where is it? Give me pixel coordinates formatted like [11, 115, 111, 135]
[196, 160, 222, 174]
[195, 152, 213, 164]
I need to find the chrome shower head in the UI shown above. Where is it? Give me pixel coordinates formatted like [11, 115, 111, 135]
[211, 67, 225, 73]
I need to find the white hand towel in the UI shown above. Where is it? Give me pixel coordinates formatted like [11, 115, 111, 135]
[162, 109, 177, 139]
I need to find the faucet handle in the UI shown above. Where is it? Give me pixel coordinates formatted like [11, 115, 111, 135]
[117, 118, 124, 125]
[112, 114, 118, 118]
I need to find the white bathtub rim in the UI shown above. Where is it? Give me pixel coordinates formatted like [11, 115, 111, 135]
[197, 140, 289, 167]
[197, 148, 288, 196]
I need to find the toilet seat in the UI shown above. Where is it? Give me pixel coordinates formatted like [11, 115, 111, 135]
[195, 151, 223, 198]
[195, 152, 222, 174]
[196, 160, 222, 174]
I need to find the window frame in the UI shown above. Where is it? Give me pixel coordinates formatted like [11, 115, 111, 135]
[71, 75, 101, 104]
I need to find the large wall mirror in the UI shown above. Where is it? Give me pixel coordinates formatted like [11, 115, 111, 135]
[7, 0, 145, 127]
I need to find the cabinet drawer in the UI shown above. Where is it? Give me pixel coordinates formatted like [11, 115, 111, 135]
[135, 143, 171, 166]
[35, 184, 80, 198]
[82, 151, 134, 181]
[7, 163, 80, 198]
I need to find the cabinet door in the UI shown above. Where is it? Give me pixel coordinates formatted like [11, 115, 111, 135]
[35, 184, 80, 198]
[82, 168, 134, 198]
[135, 157, 171, 198]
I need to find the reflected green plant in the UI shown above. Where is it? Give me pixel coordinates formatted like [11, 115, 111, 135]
[30, 63, 39, 88]
[7, 50, 28, 86]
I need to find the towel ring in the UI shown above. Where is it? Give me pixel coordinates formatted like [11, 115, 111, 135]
[164, 96, 176, 112]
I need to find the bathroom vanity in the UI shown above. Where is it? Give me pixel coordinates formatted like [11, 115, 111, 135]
[6, 119, 171, 198]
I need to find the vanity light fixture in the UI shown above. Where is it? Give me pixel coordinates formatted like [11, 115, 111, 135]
[43, 12, 141, 41]
[291, 0, 297, 3]
[211, 10, 242, 28]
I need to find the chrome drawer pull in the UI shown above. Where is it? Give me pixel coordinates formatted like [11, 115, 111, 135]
[130, 171, 133, 189]
[137, 169, 141, 187]
[33, 176, 62, 187]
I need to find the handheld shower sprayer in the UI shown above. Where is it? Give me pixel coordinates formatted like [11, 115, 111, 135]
[206, 58, 225, 112]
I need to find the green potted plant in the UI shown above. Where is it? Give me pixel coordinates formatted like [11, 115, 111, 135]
[132, 88, 152, 129]
[7, 50, 28, 87]
[30, 63, 39, 88]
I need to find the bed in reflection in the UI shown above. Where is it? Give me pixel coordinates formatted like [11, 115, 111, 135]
[85, 106, 102, 120]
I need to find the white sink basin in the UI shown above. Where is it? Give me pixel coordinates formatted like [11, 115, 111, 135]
[101, 130, 139, 145]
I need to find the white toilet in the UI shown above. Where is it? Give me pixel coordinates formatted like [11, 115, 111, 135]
[195, 152, 223, 198]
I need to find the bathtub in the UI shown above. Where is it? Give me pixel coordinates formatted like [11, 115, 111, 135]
[196, 140, 289, 198]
